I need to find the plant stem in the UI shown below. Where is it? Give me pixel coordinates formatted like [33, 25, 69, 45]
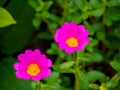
[112, 74, 120, 80]
[75, 70, 79, 90]
[36, 81, 41, 90]
[73, 52, 79, 90]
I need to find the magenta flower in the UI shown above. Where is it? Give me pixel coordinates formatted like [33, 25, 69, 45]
[54, 22, 90, 54]
[14, 49, 52, 81]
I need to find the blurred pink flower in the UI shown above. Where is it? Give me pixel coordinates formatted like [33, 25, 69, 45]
[54, 22, 89, 54]
[14, 49, 52, 81]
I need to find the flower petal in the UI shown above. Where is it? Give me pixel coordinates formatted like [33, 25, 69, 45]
[41, 69, 51, 78]
[34, 49, 41, 54]
[16, 71, 23, 79]
[16, 71, 31, 80]
[17, 54, 24, 62]
[32, 73, 42, 81]
[47, 59, 52, 67]
[14, 63, 22, 70]
[25, 49, 33, 54]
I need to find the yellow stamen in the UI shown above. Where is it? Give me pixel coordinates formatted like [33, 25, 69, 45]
[27, 64, 40, 76]
[66, 37, 78, 47]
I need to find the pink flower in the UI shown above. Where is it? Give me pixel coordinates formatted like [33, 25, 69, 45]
[54, 22, 89, 54]
[13, 49, 52, 81]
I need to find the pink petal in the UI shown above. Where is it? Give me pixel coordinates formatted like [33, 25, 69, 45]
[14, 63, 22, 70]
[41, 69, 51, 78]
[62, 22, 69, 29]
[84, 39, 90, 44]
[34, 49, 41, 54]
[54, 29, 62, 42]
[77, 25, 85, 30]
[47, 59, 52, 67]
[25, 49, 33, 54]
[17, 54, 24, 62]
[17, 54, 32, 65]
[70, 22, 77, 27]
[65, 48, 74, 54]
[22, 72, 31, 80]
[69, 22, 77, 30]
[16, 71, 23, 79]
[32, 73, 42, 81]
[16, 71, 31, 80]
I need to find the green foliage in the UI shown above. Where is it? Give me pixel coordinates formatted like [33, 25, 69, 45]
[86, 71, 106, 82]
[0, 0, 34, 55]
[60, 61, 74, 70]
[0, 7, 16, 27]
[77, 71, 89, 89]
[0, 0, 120, 90]
[110, 61, 120, 72]
[89, 83, 99, 89]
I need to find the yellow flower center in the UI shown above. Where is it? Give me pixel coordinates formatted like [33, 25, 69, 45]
[27, 64, 40, 76]
[66, 37, 78, 47]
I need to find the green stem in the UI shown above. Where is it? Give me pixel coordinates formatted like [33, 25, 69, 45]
[112, 74, 120, 80]
[74, 52, 79, 90]
[36, 81, 41, 90]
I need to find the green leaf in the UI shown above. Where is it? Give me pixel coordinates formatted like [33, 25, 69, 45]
[110, 61, 120, 72]
[37, 31, 53, 40]
[107, 0, 120, 7]
[105, 79, 119, 89]
[60, 61, 74, 70]
[53, 61, 74, 73]
[89, 9, 103, 17]
[43, 1, 53, 11]
[49, 14, 60, 23]
[84, 21, 95, 35]
[46, 72, 61, 90]
[0, 57, 32, 90]
[32, 13, 42, 28]
[77, 71, 89, 89]
[53, 62, 74, 73]
[86, 71, 106, 82]
[74, 0, 84, 9]
[92, 23, 104, 31]
[47, 83, 60, 90]
[103, 15, 112, 26]
[90, 0, 103, 8]
[89, 83, 99, 89]
[90, 52, 103, 63]
[0, 7, 16, 28]
[42, 11, 50, 19]
[31, 81, 36, 89]
[47, 48, 58, 55]
[47, 43, 59, 55]
[86, 38, 99, 52]
[28, 0, 38, 9]
[0, 0, 34, 55]
[46, 72, 61, 84]
[96, 31, 105, 40]
[82, 12, 89, 20]
[105, 8, 120, 21]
